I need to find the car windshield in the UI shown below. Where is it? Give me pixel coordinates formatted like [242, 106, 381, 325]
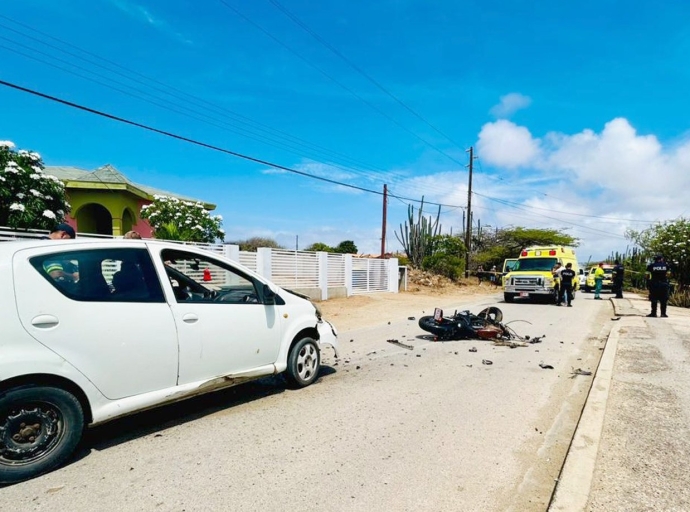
[514, 257, 558, 272]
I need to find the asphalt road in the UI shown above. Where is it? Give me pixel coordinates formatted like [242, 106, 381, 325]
[1, 292, 617, 512]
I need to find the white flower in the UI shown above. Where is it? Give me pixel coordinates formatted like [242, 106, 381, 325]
[18, 150, 29, 156]
[0, 176, 5, 182]
[29, 152, 41, 160]
[57, 210, 64, 216]
[44, 195, 53, 200]
[30, 174, 41, 180]
[0, 140, 16, 148]
[42, 209, 56, 219]
[214, 215, 223, 221]
[29, 189, 43, 197]
[9, 203, 25, 212]
[218, 228, 225, 234]
[4, 166, 19, 174]
[16, 192, 25, 199]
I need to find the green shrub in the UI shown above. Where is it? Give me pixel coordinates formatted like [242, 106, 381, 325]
[422, 253, 464, 281]
[668, 288, 690, 308]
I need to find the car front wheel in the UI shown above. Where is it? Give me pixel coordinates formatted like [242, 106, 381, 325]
[286, 337, 321, 388]
[0, 385, 84, 484]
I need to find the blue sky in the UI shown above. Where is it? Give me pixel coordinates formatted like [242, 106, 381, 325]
[2, 0, 690, 261]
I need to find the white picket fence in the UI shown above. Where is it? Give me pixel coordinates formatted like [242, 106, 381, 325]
[0, 227, 398, 298]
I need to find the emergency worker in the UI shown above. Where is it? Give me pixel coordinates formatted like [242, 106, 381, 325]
[593, 263, 605, 299]
[558, 263, 576, 307]
[552, 263, 563, 304]
[612, 260, 624, 299]
[646, 255, 670, 317]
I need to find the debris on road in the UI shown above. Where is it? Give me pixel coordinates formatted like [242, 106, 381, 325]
[482, 359, 493, 365]
[407, 316, 416, 320]
[539, 363, 555, 370]
[387, 339, 414, 350]
[493, 340, 528, 348]
[469, 347, 478, 352]
[571, 368, 593, 377]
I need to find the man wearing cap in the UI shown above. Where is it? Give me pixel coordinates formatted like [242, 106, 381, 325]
[47, 223, 76, 240]
[43, 223, 77, 281]
[646, 255, 670, 318]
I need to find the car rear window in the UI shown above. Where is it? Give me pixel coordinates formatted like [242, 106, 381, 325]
[30, 247, 165, 303]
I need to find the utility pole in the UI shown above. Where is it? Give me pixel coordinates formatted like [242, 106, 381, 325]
[380, 184, 388, 257]
[296, 235, 298, 251]
[465, 146, 474, 278]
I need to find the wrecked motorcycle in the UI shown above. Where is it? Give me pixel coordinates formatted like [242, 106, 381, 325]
[418, 307, 515, 341]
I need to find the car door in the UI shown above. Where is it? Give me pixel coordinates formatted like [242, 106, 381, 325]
[13, 245, 179, 400]
[155, 248, 282, 385]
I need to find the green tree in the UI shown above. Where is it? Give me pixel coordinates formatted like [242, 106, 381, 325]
[140, 195, 224, 243]
[233, 237, 283, 252]
[334, 240, 358, 254]
[0, 140, 71, 230]
[305, 242, 334, 252]
[627, 218, 690, 288]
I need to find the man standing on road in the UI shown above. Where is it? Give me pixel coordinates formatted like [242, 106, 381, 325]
[593, 262, 605, 299]
[558, 263, 576, 307]
[612, 260, 625, 299]
[646, 255, 670, 317]
[552, 262, 563, 304]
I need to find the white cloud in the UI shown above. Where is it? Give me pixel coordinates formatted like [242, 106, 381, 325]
[108, 0, 192, 44]
[489, 93, 532, 118]
[477, 120, 541, 169]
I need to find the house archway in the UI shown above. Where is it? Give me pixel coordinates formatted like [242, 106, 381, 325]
[122, 207, 135, 234]
[75, 203, 113, 235]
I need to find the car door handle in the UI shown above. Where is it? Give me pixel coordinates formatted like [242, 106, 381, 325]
[182, 313, 199, 324]
[31, 315, 60, 329]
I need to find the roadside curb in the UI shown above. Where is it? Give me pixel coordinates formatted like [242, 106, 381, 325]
[548, 319, 622, 511]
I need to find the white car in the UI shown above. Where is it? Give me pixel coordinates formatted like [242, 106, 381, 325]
[0, 239, 339, 483]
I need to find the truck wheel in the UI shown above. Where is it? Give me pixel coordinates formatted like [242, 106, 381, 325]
[0, 385, 84, 484]
[285, 337, 321, 389]
[504, 293, 515, 303]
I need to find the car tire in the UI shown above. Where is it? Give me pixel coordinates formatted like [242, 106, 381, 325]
[285, 337, 321, 389]
[504, 293, 515, 303]
[0, 385, 84, 484]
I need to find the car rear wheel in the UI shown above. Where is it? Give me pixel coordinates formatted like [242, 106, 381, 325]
[0, 385, 84, 484]
[285, 337, 321, 388]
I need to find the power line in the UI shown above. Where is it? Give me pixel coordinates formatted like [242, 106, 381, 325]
[216, 0, 468, 168]
[0, 78, 467, 209]
[0, 17, 411, 183]
[472, 190, 656, 223]
[266, 0, 467, 150]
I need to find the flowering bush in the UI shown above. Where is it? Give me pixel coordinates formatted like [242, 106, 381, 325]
[628, 218, 690, 288]
[0, 140, 70, 230]
[140, 194, 224, 243]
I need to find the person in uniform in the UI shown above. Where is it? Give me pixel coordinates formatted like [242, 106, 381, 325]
[646, 255, 670, 317]
[593, 262, 605, 299]
[552, 262, 563, 304]
[558, 263, 576, 307]
[612, 260, 624, 299]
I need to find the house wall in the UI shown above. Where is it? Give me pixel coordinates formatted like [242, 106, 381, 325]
[65, 189, 153, 237]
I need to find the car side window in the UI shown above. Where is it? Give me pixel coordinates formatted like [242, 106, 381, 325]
[31, 248, 165, 303]
[160, 249, 260, 304]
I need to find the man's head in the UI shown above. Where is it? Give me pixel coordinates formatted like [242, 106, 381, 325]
[615, 260, 620, 265]
[654, 254, 664, 262]
[566, 263, 572, 269]
[48, 223, 76, 240]
[123, 231, 142, 239]
[598, 262, 604, 267]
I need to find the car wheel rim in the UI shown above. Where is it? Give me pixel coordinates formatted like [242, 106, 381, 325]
[296, 343, 318, 381]
[0, 403, 63, 466]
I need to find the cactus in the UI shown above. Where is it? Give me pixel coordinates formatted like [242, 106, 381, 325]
[395, 198, 442, 268]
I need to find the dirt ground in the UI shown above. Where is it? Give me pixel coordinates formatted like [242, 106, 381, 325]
[318, 278, 501, 332]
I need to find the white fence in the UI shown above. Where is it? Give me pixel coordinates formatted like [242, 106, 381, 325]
[1, 227, 398, 299]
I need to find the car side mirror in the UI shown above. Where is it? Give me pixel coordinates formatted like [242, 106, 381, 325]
[262, 284, 276, 305]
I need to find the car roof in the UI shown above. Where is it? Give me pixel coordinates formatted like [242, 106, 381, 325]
[0, 239, 216, 257]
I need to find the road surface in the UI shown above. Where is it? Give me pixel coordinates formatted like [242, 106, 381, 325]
[1, 292, 616, 511]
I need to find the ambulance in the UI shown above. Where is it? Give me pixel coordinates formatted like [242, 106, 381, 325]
[503, 246, 579, 303]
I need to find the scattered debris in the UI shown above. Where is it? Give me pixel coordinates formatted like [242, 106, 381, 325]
[466, 364, 473, 368]
[350, 339, 354, 343]
[356, 366, 361, 370]
[387, 339, 414, 350]
[46, 485, 65, 494]
[482, 359, 493, 365]
[416, 354, 422, 358]
[366, 351, 377, 356]
[526, 336, 544, 344]
[611, 317, 621, 321]
[539, 363, 554, 370]
[493, 340, 528, 348]
[407, 316, 416, 320]
[571, 368, 593, 377]
[469, 347, 478, 352]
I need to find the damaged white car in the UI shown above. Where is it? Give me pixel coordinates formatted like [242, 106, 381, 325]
[0, 239, 339, 484]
